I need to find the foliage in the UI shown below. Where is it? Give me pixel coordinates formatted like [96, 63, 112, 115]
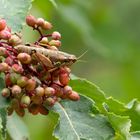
[0, 0, 140, 140]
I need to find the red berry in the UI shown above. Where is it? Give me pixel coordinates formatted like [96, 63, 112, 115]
[39, 105, 49, 115]
[59, 73, 69, 86]
[0, 19, 6, 31]
[4, 56, 15, 66]
[26, 15, 37, 27]
[12, 64, 23, 74]
[5, 73, 12, 86]
[28, 103, 39, 115]
[51, 84, 63, 97]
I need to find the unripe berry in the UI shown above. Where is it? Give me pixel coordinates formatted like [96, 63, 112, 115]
[39, 105, 49, 115]
[49, 46, 58, 51]
[49, 40, 61, 47]
[42, 21, 52, 30]
[35, 86, 45, 96]
[26, 79, 36, 91]
[17, 76, 28, 88]
[20, 95, 31, 108]
[44, 87, 55, 97]
[0, 19, 6, 31]
[17, 53, 31, 64]
[12, 85, 22, 96]
[10, 73, 20, 84]
[26, 15, 37, 27]
[0, 30, 11, 40]
[52, 31, 61, 40]
[0, 62, 9, 72]
[36, 18, 45, 26]
[0, 47, 7, 57]
[1, 88, 10, 98]
[44, 97, 55, 106]
[8, 34, 22, 46]
[40, 37, 49, 44]
[59, 73, 69, 86]
[68, 91, 80, 101]
[12, 64, 23, 74]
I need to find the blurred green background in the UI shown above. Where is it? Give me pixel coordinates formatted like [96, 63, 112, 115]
[22, 0, 140, 139]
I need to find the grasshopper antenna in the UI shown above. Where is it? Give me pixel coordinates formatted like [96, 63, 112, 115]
[75, 50, 88, 64]
[77, 50, 88, 60]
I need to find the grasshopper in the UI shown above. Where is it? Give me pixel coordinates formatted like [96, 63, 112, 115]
[15, 44, 77, 70]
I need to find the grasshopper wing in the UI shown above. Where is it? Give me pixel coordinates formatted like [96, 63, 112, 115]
[32, 52, 54, 68]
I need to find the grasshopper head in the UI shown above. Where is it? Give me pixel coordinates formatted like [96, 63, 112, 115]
[62, 54, 77, 66]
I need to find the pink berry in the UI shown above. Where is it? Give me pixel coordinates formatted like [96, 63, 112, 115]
[0, 30, 11, 40]
[12, 85, 22, 96]
[68, 91, 80, 101]
[36, 18, 45, 26]
[26, 15, 37, 27]
[52, 31, 61, 40]
[12, 64, 23, 74]
[0, 19, 6, 31]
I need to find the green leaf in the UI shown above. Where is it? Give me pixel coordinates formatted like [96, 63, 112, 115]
[49, 0, 57, 8]
[70, 79, 106, 112]
[107, 112, 131, 140]
[70, 78, 134, 139]
[0, 0, 33, 32]
[0, 74, 9, 140]
[0, 74, 9, 108]
[7, 113, 29, 140]
[52, 95, 114, 140]
[0, 108, 7, 140]
[131, 132, 140, 140]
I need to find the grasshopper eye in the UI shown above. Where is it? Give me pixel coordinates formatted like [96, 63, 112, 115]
[31, 49, 36, 54]
[54, 61, 61, 67]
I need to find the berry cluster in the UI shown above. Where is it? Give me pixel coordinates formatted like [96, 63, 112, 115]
[0, 15, 80, 116]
